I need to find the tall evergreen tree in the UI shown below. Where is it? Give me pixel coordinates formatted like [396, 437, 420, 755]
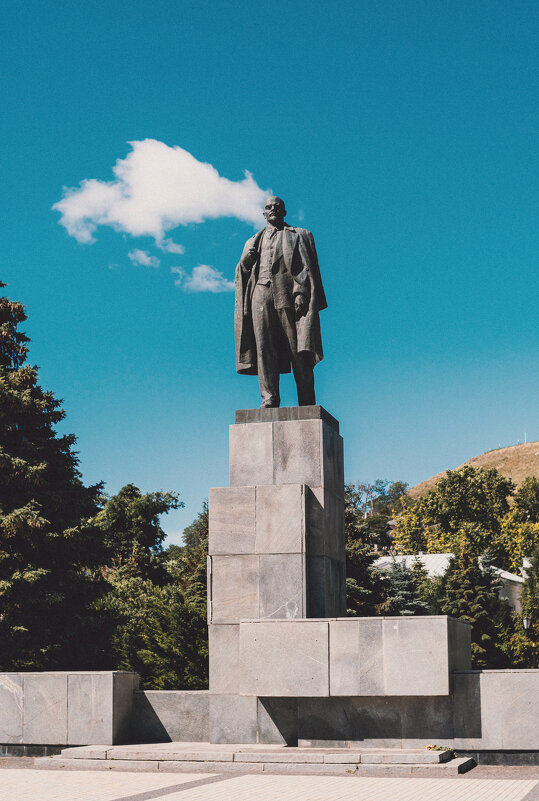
[344, 483, 388, 615]
[165, 500, 208, 614]
[377, 559, 430, 616]
[439, 545, 511, 668]
[0, 283, 103, 669]
[99, 499, 209, 688]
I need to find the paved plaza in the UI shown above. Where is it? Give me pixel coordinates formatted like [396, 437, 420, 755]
[2, 765, 539, 801]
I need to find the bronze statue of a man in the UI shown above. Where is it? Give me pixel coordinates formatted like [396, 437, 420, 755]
[235, 196, 326, 408]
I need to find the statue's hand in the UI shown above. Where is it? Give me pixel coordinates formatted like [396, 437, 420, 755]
[242, 247, 258, 269]
[295, 295, 308, 319]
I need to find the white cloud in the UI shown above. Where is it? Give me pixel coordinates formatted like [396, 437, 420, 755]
[158, 237, 185, 255]
[171, 265, 234, 293]
[53, 139, 268, 244]
[171, 267, 184, 287]
[128, 249, 160, 268]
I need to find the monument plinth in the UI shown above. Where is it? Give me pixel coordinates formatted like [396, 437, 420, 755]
[207, 406, 346, 740]
[206, 406, 471, 744]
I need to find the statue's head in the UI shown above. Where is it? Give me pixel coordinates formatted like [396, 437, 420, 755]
[263, 196, 286, 227]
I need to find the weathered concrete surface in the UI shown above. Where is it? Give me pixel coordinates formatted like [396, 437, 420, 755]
[208, 624, 239, 694]
[208, 486, 256, 554]
[255, 484, 305, 554]
[23, 673, 68, 744]
[239, 617, 469, 698]
[229, 422, 273, 486]
[130, 691, 210, 744]
[209, 694, 258, 744]
[235, 405, 339, 432]
[208, 554, 259, 624]
[228, 414, 344, 496]
[240, 621, 329, 697]
[67, 673, 111, 745]
[208, 484, 345, 624]
[382, 617, 466, 696]
[453, 670, 539, 750]
[0, 675, 23, 744]
[0, 672, 138, 745]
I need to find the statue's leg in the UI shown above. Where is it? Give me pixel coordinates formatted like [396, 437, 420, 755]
[252, 284, 280, 407]
[278, 309, 315, 406]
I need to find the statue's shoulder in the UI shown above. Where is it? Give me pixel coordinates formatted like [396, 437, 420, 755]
[286, 224, 312, 238]
[244, 228, 265, 247]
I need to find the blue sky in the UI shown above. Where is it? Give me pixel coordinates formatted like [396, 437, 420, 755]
[2, 1, 538, 542]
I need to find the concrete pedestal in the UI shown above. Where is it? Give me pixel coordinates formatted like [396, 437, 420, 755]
[208, 406, 346, 742]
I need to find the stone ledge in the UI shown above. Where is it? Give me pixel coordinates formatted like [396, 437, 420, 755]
[235, 405, 339, 433]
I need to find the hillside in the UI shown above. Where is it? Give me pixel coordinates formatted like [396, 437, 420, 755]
[408, 441, 539, 499]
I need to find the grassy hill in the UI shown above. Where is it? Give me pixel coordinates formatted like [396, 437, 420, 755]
[408, 441, 539, 499]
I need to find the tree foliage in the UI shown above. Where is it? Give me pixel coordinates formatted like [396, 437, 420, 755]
[377, 558, 430, 616]
[0, 284, 104, 670]
[437, 547, 512, 668]
[393, 466, 521, 569]
[344, 481, 405, 615]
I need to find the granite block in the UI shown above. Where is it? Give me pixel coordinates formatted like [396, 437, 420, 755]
[0, 674, 23, 743]
[131, 690, 209, 743]
[235, 405, 339, 433]
[161, 760, 264, 772]
[448, 618, 472, 672]
[273, 420, 322, 487]
[237, 751, 325, 763]
[358, 619, 384, 695]
[329, 620, 360, 695]
[112, 672, 138, 744]
[401, 695, 453, 747]
[322, 424, 344, 497]
[362, 749, 452, 764]
[255, 484, 305, 554]
[209, 487, 256, 554]
[452, 671, 482, 745]
[257, 698, 298, 745]
[324, 753, 362, 763]
[383, 617, 449, 695]
[306, 556, 327, 618]
[297, 696, 403, 746]
[23, 673, 68, 744]
[209, 554, 259, 624]
[454, 670, 539, 750]
[209, 694, 258, 744]
[229, 423, 273, 486]
[67, 673, 112, 745]
[325, 558, 346, 617]
[209, 624, 239, 694]
[306, 557, 346, 618]
[306, 487, 345, 561]
[259, 554, 305, 619]
[240, 620, 329, 696]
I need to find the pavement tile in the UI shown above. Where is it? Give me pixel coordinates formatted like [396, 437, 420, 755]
[0, 767, 537, 801]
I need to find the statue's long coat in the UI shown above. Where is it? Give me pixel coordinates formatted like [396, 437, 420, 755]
[235, 224, 327, 375]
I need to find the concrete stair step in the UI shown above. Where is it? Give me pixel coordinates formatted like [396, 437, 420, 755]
[34, 755, 476, 775]
[35, 743, 475, 774]
[55, 744, 454, 765]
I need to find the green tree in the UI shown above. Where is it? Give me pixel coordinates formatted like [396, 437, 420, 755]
[344, 483, 388, 615]
[165, 501, 208, 614]
[97, 574, 208, 689]
[93, 484, 182, 582]
[438, 546, 511, 668]
[98, 498, 210, 689]
[377, 558, 430, 616]
[0, 283, 104, 670]
[393, 466, 515, 566]
[514, 477, 539, 523]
